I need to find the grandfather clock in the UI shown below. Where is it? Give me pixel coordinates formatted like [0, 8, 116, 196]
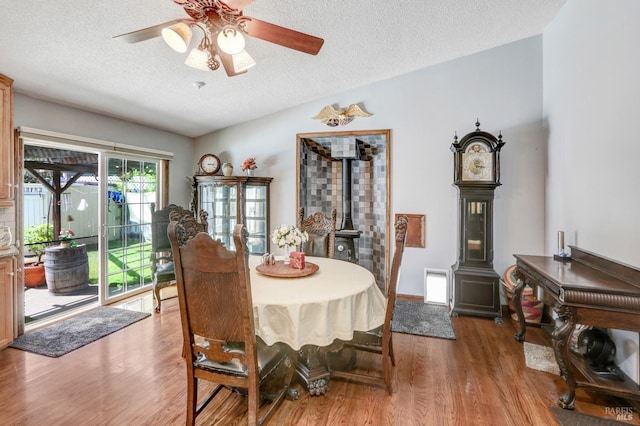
[450, 121, 505, 320]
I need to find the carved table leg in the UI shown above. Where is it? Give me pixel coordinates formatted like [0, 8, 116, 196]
[283, 352, 300, 401]
[286, 387, 300, 401]
[552, 304, 576, 410]
[327, 346, 357, 372]
[512, 269, 527, 341]
[296, 345, 330, 396]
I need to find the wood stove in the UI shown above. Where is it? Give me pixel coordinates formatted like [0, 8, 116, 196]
[334, 157, 361, 263]
[297, 130, 390, 287]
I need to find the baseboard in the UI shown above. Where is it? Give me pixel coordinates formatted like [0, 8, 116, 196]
[397, 293, 424, 303]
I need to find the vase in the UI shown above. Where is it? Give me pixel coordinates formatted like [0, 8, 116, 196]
[283, 246, 293, 264]
[246, 168, 254, 177]
[60, 241, 70, 248]
[222, 162, 233, 176]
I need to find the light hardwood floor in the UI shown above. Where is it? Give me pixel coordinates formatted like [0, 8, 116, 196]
[0, 294, 637, 425]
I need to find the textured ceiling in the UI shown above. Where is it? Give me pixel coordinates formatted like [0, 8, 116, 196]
[0, 0, 565, 138]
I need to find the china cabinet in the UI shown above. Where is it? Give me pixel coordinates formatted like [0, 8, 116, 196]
[193, 175, 272, 255]
[0, 255, 15, 349]
[0, 74, 14, 207]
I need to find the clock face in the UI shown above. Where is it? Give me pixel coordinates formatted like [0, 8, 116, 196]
[199, 154, 221, 175]
[462, 142, 493, 181]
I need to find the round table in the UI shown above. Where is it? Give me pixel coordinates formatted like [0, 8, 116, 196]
[249, 256, 387, 351]
[250, 256, 387, 395]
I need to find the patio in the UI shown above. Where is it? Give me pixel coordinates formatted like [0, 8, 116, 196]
[24, 284, 98, 323]
[23, 237, 155, 324]
[24, 283, 174, 325]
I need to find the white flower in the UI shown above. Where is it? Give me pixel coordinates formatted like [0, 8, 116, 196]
[270, 224, 308, 249]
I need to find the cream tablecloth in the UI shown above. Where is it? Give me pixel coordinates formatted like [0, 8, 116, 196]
[249, 256, 387, 350]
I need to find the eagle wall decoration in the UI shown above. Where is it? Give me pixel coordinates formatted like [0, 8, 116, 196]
[312, 104, 372, 127]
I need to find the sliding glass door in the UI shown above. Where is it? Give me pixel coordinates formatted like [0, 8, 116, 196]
[18, 128, 173, 329]
[101, 155, 159, 302]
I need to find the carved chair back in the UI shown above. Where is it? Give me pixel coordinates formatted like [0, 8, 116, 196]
[382, 215, 408, 346]
[150, 203, 207, 313]
[329, 215, 408, 394]
[168, 223, 293, 425]
[297, 207, 337, 258]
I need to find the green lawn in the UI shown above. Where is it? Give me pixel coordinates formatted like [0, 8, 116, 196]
[86, 241, 153, 288]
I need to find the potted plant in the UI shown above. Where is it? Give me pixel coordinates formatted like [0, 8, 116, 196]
[58, 228, 75, 248]
[241, 157, 257, 176]
[23, 223, 53, 287]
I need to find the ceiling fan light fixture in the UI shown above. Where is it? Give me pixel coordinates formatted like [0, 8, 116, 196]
[115, 1, 325, 78]
[185, 47, 210, 71]
[162, 22, 192, 53]
[231, 49, 256, 73]
[217, 25, 245, 55]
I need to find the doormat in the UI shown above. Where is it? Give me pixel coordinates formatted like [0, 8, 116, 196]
[551, 407, 628, 425]
[524, 341, 560, 375]
[392, 301, 456, 340]
[10, 306, 150, 357]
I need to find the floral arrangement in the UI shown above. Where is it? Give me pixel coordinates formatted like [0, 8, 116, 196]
[241, 157, 257, 171]
[270, 224, 308, 249]
[59, 229, 75, 241]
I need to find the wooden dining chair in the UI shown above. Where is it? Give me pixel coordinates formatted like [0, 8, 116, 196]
[297, 207, 337, 258]
[328, 215, 408, 394]
[168, 222, 295, 426]
[150, 203, 207, 313]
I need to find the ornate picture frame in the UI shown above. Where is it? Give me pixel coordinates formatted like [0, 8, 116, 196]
[395, 213, 425, 248]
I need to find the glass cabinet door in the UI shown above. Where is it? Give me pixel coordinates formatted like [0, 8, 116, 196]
[195, 176, 271, 255]
[199, 182, 238, 250]
[245, 184, 267, 254]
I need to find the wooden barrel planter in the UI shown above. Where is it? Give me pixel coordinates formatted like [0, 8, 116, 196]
[44, 244, 89, 293]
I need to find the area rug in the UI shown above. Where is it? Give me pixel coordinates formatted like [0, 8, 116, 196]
[524, 341, 560, 375]
[551, 407, 628, 425]
[392, 301, 456, 340]
[10, 306, 150, 357]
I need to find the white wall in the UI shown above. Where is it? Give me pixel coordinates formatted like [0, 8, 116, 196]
[13, 94, 195, 208]
[544, 0, 640, 383]
[196, 36, 547, 297]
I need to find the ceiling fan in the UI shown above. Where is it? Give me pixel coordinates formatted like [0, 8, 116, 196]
[113, 0, 324, 77]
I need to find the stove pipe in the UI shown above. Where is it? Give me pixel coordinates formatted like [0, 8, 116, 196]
[341, 158, 354, 230]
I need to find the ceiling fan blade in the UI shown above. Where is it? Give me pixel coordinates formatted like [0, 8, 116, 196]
[224, 0, 254, 10]
[112, 19, 193, 43]
[219, 52, 248, 77]
[243, 17, 324, 55]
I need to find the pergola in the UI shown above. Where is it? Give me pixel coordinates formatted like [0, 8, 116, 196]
[23, 146, 98, 240]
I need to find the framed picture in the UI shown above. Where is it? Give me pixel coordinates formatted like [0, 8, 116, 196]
[395, 213, 425, 248]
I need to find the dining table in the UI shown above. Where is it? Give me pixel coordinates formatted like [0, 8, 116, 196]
[248, 255, 387, 395]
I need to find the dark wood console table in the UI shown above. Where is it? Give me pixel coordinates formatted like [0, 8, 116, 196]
[513, 246, 640, 410]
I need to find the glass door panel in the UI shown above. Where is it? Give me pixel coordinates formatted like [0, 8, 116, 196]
[465, 200, 487, 262]
[245, 185, 267, 254]
[102, 155, 158, 302]
[200, 183, 237, 250]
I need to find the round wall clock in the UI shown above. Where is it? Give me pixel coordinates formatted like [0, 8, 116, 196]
[199, 153, 221, 175]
